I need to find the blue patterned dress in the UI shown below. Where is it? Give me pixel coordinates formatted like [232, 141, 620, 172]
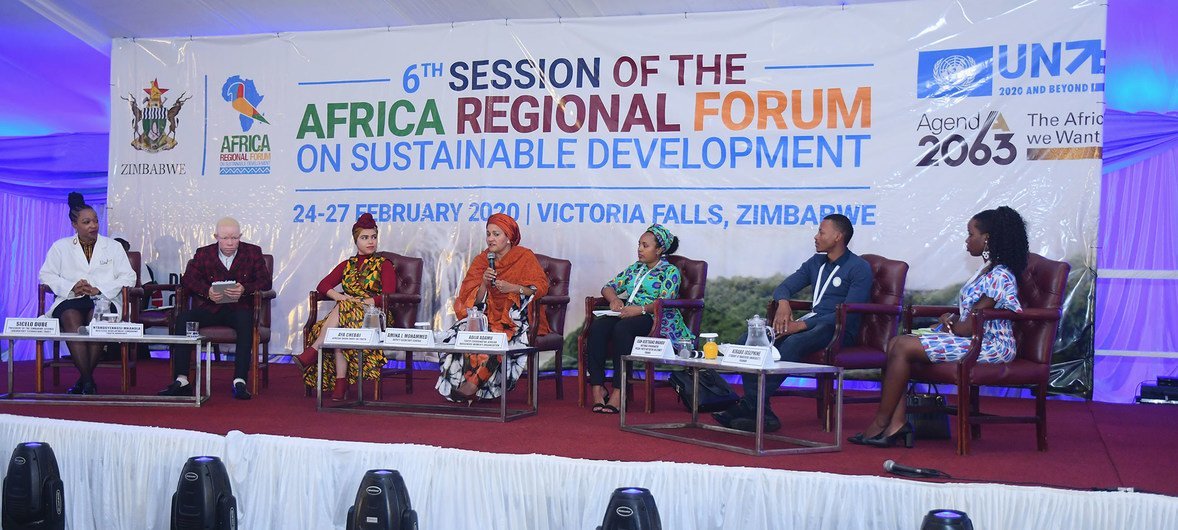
[606, 258, 694, 342]
[918, 265, 1022, 363]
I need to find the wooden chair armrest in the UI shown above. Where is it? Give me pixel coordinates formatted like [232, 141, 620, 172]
[647, 298, 702, 338]
[37, 284, 53, 314]
[909, 304, 959, 318]
[121, 286, 140, 322]
[382, 293, 423, 306]
[576, 296, 611, 367]
[656, 298, 704, 311]
[538, 295, 570, 308]
[976, 307, 1061, 322]
[841, 302, 903, 315]
[787, 299, 815, 312]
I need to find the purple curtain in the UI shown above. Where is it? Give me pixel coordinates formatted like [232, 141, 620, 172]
[0, 133, 108, 360]
[1094, 146, 1178, 402]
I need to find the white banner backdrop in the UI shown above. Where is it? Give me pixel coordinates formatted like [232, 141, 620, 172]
[108, 0, 1105, 357]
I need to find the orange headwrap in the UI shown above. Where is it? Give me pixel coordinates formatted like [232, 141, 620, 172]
[486, 213, 521, 246]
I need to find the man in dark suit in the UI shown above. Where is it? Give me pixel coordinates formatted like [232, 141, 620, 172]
[160, 217, 271, 400]
[713, 213, 873, 432]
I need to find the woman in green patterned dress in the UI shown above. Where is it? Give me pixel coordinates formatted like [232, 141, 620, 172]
[293, 213, 397, 400]
[585, 224, 693, 413]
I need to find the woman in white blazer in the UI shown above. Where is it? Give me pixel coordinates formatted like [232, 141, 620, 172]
[38, 192, 136, 394]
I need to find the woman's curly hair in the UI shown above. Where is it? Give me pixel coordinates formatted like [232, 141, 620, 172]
[972, 206, 1029, 277]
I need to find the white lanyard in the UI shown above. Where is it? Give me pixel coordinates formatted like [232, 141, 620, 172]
[626, 262, 661, 304]
[812, 262, 841, 308]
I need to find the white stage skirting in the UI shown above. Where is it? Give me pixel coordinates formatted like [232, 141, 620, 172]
[1, 414, 1175, 529]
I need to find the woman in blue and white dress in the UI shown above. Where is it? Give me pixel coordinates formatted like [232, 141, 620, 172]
[849, 206, 1029, 448]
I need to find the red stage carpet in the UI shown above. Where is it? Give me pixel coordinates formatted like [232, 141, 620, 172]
[2, 358, 1176, 497]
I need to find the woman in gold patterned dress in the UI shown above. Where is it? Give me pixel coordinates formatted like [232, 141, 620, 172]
[293, 213, 396, 400]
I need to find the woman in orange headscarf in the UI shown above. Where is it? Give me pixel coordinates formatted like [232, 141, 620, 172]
[436, 213, 550, 402]
[294, 213, 396, 401]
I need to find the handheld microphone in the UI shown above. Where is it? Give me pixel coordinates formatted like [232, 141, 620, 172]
[884, 460, 949, 479]
[487, 251, 497, 287]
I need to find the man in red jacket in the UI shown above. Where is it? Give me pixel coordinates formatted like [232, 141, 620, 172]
[160, 217, 271, 400]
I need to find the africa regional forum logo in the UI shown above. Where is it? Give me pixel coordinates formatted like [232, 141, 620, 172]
[121, 79, 191, 152]
[219, 75, 271, 175]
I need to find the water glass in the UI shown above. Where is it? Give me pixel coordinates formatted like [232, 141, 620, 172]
[185, 322, 200, 338]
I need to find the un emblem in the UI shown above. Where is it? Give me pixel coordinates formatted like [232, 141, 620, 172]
[932, 55, 977, 89]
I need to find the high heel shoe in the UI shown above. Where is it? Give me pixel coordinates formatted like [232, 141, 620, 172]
[330, 379, 350, 401]
[848, 422, 915, 448]
[447, 387, 479, 406]
[293, 346, 318, 372]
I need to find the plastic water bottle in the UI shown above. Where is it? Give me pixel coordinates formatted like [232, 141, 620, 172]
[91, 295, 111, 323]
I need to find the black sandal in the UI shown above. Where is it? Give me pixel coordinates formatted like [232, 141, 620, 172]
[599, 404, 620, 414]
[592, 402, 607, 413]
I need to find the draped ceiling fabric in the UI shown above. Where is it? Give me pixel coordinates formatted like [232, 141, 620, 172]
[0, 133, 108, 200]
[2, 0, 1177, 402]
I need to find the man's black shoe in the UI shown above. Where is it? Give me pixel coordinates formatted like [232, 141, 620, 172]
[158, 380, 194, 396]
[730, 408, 782, 433]
[711, 399, 753, 428]
[232, 381, 252, 400]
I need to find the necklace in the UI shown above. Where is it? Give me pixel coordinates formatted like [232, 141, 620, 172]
[79, 239, 95, 262]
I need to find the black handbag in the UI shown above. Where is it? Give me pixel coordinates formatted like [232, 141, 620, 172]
[668, 368, 740, 413]
[905, 384, 951, 440]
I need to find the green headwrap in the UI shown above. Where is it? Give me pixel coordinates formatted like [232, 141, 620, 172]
[645, 224, 674, 252]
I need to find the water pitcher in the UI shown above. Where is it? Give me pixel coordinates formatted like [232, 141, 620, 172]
[362, 304, 386, 331]
[465, 306, 488, 332]
[744, 314, 775, 347]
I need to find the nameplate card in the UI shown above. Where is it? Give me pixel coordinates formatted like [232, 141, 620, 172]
[4, 318, 60, 337]
[455, 331, 508, 350]
[324, 328, 379, 346]
[719, 344, 775, 369]
[383, 328, 436, 347]
[88, 322, 145, 338]
[630, 337, 674, 359]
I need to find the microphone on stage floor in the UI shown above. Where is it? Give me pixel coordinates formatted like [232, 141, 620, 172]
[884, 460, 950, 479]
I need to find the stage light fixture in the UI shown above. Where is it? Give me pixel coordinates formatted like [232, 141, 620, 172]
[2, 442, 64, 530]
[920, 509, 974, 530]
[170, 456, 237, 530]
[597, 487, 661, 530]
[346, 469, 418, 530]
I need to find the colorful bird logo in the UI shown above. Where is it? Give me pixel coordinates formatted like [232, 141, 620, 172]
[228, 81, 269, 125]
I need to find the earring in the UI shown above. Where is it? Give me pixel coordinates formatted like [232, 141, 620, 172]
[981, 240, 991, 262]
